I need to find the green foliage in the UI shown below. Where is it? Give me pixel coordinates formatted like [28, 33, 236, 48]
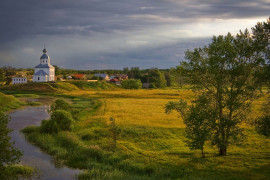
[40, 119, 59, 134]
[0, 111, 22, 179]
[127, 67, 141, 79]
[41, 110, 74, 133]
[164, 71, 174, 87]
[148, 68, 167, 88]
[166, 95, 215, 157]
[2, 66, 16, 85]
[41, 99, 74, 133]
[50, 99, 70, 113]
[177, 20, 270, 155]
[121, 79, 142, 89]
[51, 110, 74, 131]
[54, 65, 61, 76]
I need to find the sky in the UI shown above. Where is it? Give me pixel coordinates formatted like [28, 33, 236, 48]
[0, 0, 269, 70]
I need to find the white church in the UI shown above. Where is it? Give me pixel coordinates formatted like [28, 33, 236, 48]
[33, 48, 55, 82]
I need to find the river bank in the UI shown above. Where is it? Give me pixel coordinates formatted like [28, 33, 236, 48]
[9, 97, 81, 180]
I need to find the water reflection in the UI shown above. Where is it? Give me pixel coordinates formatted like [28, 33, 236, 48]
[8, 98, 81, 180]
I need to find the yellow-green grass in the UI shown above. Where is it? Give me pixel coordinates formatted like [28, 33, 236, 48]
[0, 92, 25, 111]
[23, 88, 270, 179]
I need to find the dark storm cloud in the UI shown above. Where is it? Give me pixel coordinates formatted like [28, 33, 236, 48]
[0, 0, 269, 69]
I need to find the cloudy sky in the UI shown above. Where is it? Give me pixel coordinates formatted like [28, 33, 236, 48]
[0, 0, 269, 70]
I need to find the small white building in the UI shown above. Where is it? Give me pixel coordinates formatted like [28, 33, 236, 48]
[33, 48, 55, 82]
[12, 77, 27, 84]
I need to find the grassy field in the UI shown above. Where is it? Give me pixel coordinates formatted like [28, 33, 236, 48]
[19, 85, 270, 180]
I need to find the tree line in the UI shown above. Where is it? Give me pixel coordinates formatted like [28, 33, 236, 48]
[0, 65, 183, 88]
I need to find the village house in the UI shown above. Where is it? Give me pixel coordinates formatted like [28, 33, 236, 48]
[110, 78, 121, 85]
[12, 77, 27, 84]
[109, 74, 128, 80]
[94, 73, 110, 81]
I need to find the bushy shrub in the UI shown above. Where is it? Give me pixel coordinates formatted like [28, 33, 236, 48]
[40, 110, 74, 133]
[51, 110, 74, 131]
[50, 99, 70, 112]
[121, 79, 142, 89]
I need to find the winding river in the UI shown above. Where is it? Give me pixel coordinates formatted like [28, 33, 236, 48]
[8, 98, 81, 180]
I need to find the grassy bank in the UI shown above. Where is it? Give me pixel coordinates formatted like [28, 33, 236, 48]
[0, 81, 119, 95]
[0, 92, 26, 111]
[22, 88, 270, 179]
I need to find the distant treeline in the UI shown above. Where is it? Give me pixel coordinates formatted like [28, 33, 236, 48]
[0, 66, 186, 87]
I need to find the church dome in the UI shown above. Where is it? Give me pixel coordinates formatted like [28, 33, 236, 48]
[40, 48, 49, 59]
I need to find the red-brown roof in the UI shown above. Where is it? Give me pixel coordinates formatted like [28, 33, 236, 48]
[73, 74, 85, 78]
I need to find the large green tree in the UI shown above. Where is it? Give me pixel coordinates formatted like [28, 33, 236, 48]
[169, 19, 269, 155]
[166, 95, 216, 157]
[0, 111, 22, 179]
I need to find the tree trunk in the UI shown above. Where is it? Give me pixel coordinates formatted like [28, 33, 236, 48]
[201, 149, 205, 158]
[219, 148, 227, 155]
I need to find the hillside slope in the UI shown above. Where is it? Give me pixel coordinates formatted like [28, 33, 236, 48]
[0, 92, 25, 111]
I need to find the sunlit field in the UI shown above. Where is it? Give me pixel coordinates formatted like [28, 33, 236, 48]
[9, 83, 268, 179]
[67, 89, 194, 128]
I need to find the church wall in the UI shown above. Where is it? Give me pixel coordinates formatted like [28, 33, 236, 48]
[33, 48, 55, 82]
[33, 75, 48, 82]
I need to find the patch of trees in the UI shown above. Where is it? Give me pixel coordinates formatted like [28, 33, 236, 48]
[0, 66, 16, 84]
[0, 67, 34, 84]
[124, 67, 178, 88]
[166, 18, 270, 157]
[40, 99, 78, 134]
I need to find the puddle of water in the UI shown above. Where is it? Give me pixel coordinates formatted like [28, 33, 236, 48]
[8, 98, 81, 180]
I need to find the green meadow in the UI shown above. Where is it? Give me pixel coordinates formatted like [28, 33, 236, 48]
[3, 81, 266, 180]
